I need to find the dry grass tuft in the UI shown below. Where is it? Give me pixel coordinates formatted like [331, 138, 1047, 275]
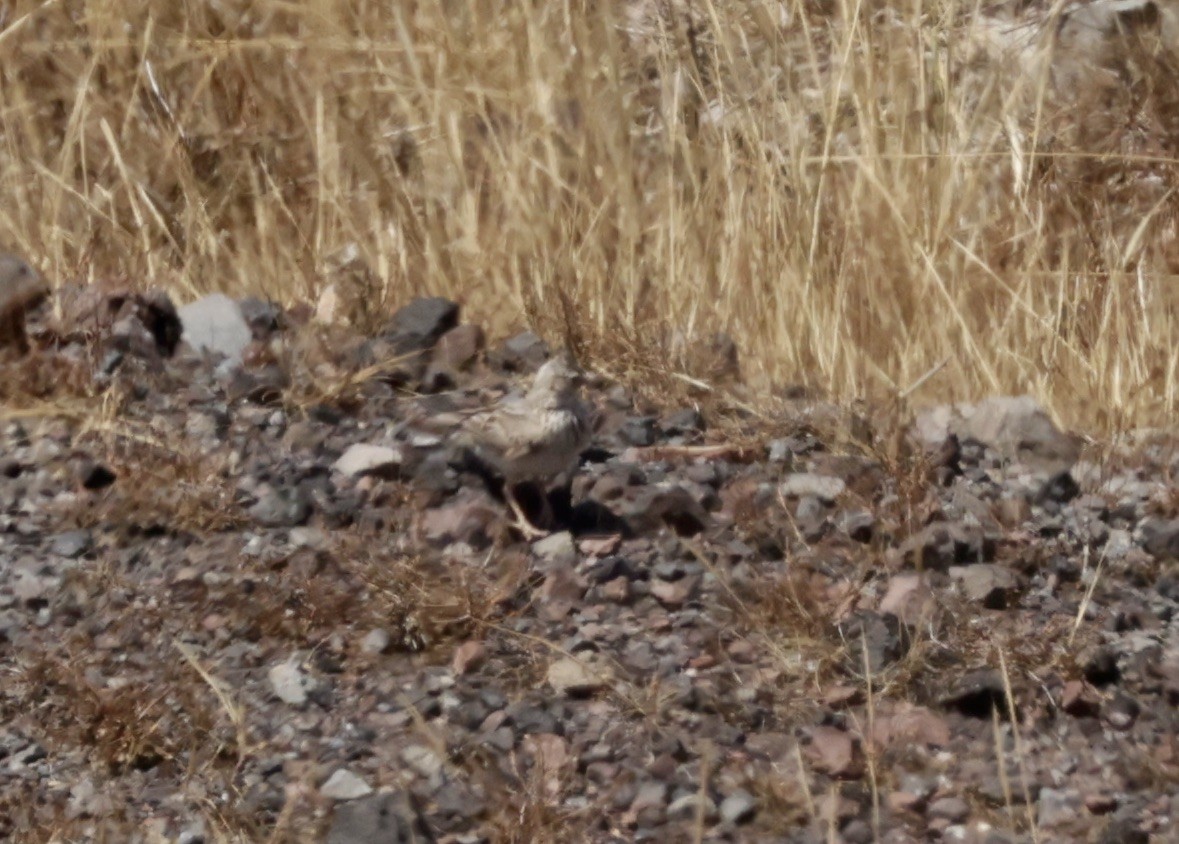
[0, 1, 1176, 430]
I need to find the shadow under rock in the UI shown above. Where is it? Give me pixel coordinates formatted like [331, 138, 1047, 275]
[451, 446, 630, 538]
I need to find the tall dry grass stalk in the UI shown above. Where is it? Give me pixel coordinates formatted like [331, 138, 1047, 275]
[1, 0, 1177, 431]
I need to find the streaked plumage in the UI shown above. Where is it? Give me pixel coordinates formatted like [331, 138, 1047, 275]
[457, 353, 592, 536]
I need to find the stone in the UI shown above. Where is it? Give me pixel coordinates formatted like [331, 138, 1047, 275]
[779, 473, 846, 503]
[268, 660, 316, 707]
[179, 293, 253, 363]
[532, 531, 577, 567]
[419, 494, 498, 549]
[901, 521, 993, 570]
[334, 444, 403, 480]
[320, 768, 374, 801]
[381, 297, 459, 355]
[667, 793, 718, 822]
[916, 396, 1081, 473]
[237, 297, 282, 339]
[452, 640, 488, 675]
[939, 669, 1007, 717]
[869, 706, 951, 751]
[315, 284, 344, 324]
[1037, 787, 1082, 829]
[805, 726, 862, 779]
[1139, 518, 1179, 560]
[521, 733, 569, 798]
[618, 416, 658, 447]
[663, 408, 705, 434]
[879, 574, 934, 622]
[838, 510, 875, 542]
[50, 529, 93, 559]
[0, 253, 48, 355]
[927, 795, 970, 822]
[719, 789, 757, 824]
[650, 576, 699, 608]
[432, 323, 484, 371]
[360, 629, 392, 655]
[618, 485, 711, 536]
[838, 611, 908, 674]
[490, 331, 550, 372]
[949, 564, 1021, 608]
[249, 486, 312, 528]
[1060, 680, 1101, 717]
[631, 781, 669, 813]
[547, 657, 611, 696]
[400, 745, 444, 780]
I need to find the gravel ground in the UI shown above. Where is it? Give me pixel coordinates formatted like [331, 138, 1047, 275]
[1, 290, 1177, 843]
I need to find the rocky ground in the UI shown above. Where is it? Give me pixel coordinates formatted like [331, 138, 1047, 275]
[1, 288, 1178, 844]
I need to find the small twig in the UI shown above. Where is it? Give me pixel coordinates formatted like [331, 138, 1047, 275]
[899, 357, 950, 399]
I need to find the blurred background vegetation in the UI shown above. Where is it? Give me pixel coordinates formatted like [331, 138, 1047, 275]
[1, 0, 1177, 431]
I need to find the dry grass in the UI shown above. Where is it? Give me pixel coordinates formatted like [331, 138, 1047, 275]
[0, 1, 1177, 431]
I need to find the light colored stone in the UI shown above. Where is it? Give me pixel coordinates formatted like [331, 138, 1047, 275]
[333, 444, 402, 479]
[915, 396, 1080, 472]
[179, 293, 252, 363]
[360, 628, 391, 655]
[532, 531, 577, 566]
[320, 768, 373, 801]
[779, 473, 846, 503]
[547, 657, 611, 696]
[949, 564, 1021, 607]
[719, 789, 757, 824]
[268, 660, 315, 707]
[400, 745, 444, 780]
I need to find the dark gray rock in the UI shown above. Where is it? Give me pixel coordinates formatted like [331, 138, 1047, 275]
[900, 522, 993, 570]
[325, 791, 434, 844]
[382, 297, 459, 355]
[939, 669, 1007, 717]
[838, 611, 908, 673]
[618, 485, 710, 537]
[1140, 518, 1179, 560]
[249, 486, 312, 528]
[618, 416, 658, 447]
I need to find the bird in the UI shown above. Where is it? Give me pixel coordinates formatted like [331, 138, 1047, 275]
[0, 253, 48, 356]
[455, 352, 593, 538]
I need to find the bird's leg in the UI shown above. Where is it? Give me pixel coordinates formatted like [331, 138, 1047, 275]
[504, 485, 550, 540]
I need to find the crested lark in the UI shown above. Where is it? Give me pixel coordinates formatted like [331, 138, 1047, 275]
[457, 352, 592, 538]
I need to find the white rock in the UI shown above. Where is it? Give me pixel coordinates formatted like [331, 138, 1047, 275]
[320, 768, 373, 801]
[400, 745, 444, 780]
[532, 531, 576, 565]
[779, 473, 846, 503]
[333, 444, 402, 479]
[547, 657, 610, 696]
[360, 628, 391, 655]
[179, 293, 252, 363]
[268, 660, 315, 707]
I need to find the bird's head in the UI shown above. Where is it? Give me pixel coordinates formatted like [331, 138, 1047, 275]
[530, 351, 585, 397]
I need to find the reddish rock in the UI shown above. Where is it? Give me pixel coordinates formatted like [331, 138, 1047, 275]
[805, 726, 863, 779]
[452, 640, 488, 675]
